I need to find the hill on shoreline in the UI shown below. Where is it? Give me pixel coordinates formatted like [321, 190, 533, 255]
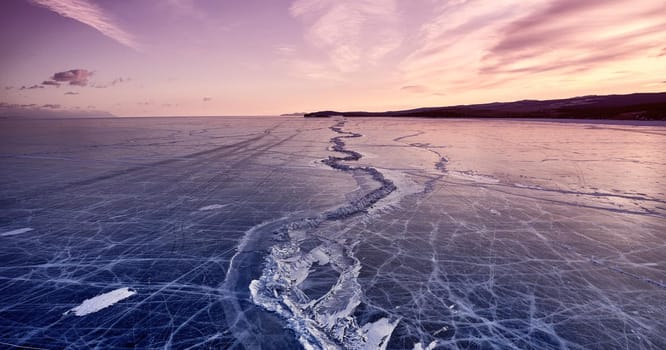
[305, 92, 666, 120]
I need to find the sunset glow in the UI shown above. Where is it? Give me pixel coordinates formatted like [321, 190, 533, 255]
[1, 0, 665, 116]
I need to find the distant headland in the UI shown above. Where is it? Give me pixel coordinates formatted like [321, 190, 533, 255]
[305, 92, 666, 120]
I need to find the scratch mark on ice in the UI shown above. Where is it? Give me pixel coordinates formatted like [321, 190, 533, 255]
[198, 204, 229, 211]
[1, 228, 34, 237]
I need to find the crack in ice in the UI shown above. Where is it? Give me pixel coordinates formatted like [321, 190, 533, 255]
[229, 119, 402, 349]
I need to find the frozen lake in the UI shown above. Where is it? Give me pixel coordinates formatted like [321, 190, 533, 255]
[1, 116, 665, 349]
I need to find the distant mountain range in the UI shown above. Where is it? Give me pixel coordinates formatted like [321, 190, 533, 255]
[305, 92, 666, 120]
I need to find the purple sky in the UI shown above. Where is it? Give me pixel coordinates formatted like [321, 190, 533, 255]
[1, 0, 664, 116]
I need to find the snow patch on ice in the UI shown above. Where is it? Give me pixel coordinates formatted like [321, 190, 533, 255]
[514, 183, 543, 190]
[368, 168, 421, 215]
[1, 227, 34, 237]
[198, 204, 229, 211]
[363, 317, 401, 350]
[449, 170, 500, 184]
[66, 287, 136, 316]
[413, 340, 439, 350]
[358, 150, 379, 159]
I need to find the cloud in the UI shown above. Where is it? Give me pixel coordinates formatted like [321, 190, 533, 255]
[401, 85, 429, 93]
[276, 46, 296, 56]
[42, 80, 61, 87]
[0, 102, 114, 118]
[203, 97, 212, 102]
[29, 0, 139, 50]
[51, 69, 93, 86]
[401, 84, 446, 97]
[21, 85, 45, 90]
[1, 103, 38, 108]
[399, 0, 666, 101]
[290, 0, 403, 73]
[92, 77, 130, 88]
[110, 77, 129, 85]
[64, 91, 79, 95]
[482, 0, 666, 75]
[19, 70, 99, 91]
[165, 0, 208, 20]
[4, 86, 13, 90]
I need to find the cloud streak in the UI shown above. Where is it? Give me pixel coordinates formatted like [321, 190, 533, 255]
[0, 102, 113, 118]
[483, 0, 666, 75]
[92, 77, 130, 88]
[290, 0, 403, 73]
[29, 0, 139, 50]
[21, 85, 45, 90]
[399, 0, 666, 102]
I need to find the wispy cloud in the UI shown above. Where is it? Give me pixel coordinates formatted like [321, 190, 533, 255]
[20, 85, 45, 90]
[399, 0, 666, 100]
[290, 0, 403, 73]
[92, 77, 131, 88]
[483, 0, 666, 75]
[0, 102, 112, 118]
[165, 0, 207, 20]
[29, 0, 139, 50]
[42, 80, 61, 87]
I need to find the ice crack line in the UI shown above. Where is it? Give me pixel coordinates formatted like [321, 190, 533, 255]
[225, 119, 401, 350]
[267, 120, 399, 237]
[321, 120, 397, 218]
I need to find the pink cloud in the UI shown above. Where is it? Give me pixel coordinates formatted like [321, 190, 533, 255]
[482, 0, 666, 75]
[42, 80, 61, 87]
[29, 0, 139, 50]
[20, 85, 44, 90]
[51, 69, 93, 86]
[398, 0, 666, 103]
[290, 0, 403, 73]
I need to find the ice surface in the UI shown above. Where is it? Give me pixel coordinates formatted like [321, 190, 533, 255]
[67, 287, 137, 316]
[1, 116, 665, 349]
